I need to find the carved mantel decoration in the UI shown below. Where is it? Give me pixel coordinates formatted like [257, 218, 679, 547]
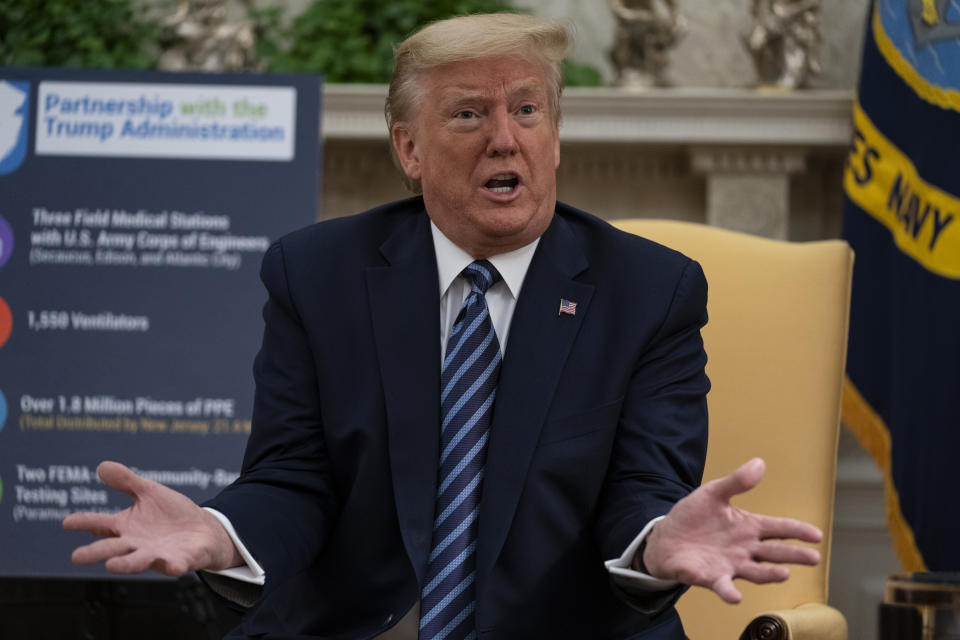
[609, 0, 687, 88]
[744, 0, 823, 89]
[158, 0, 260, 72]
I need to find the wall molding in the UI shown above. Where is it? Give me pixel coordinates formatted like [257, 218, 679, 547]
[835, 455, 889, 532]
[322, 84, 854, 147]
[690, 147, 807, 175]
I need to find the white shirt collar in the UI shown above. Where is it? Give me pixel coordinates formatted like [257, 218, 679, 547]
[430, 221, 540, 300]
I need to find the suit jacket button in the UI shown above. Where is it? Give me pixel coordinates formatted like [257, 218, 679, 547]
[383, 613, 394, 625]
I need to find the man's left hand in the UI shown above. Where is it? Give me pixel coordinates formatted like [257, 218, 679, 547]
[640, 458, 822, 603]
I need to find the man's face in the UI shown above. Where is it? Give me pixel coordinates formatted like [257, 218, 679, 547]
[392, 55, 561, 258]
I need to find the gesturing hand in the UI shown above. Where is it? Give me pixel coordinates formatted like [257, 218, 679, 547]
[63, 461, 241, 577]
[642, 458, 822, 604]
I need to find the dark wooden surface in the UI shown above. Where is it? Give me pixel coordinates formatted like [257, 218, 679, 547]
[0, 576, 242, 639]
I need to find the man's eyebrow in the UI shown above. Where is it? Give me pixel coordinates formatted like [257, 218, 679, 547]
[441, 91, 487, 109]
[507, 82, 546, 100]
[439, 82, 547, 108]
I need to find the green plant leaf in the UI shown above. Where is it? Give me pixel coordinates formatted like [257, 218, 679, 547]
[1, 0, 160, 69]
[563, 59, 605, 87]
[253, 0, 533, 83]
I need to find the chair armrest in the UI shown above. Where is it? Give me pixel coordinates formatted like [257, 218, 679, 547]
[739, 603, 847, 640]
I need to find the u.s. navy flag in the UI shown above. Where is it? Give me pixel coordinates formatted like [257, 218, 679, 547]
[843, 0, 960, 571]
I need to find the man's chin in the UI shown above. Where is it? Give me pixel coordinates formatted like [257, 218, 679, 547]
[473, 208, 552, 247]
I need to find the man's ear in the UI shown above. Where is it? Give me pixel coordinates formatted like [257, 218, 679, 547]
[391, 124, 422, 182]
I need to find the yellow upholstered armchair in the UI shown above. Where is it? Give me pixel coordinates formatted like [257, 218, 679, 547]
[613, 220, 853, 640]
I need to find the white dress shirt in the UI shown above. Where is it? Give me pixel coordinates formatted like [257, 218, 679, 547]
[203, 222, 677, 628]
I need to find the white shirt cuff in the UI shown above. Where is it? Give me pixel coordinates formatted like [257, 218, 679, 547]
[604, 516, 678, 591]
[201, 509, 672, 592]
[202, 507, 266, 585]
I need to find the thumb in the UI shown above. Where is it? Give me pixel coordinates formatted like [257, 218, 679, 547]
[711, 575, 743, 604]
[97, 461, 150, 499]
[710, 458, 765, 502]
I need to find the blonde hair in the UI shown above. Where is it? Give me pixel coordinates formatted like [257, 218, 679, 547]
[385, 13, 570, 192]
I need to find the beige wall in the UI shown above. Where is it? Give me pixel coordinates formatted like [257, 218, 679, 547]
[189, 0, 870, 89]
[514, 0, 869, 89]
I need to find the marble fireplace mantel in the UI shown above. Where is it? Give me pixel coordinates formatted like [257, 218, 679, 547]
[322, 84, 852, 147]
[320, 85, 854, 240]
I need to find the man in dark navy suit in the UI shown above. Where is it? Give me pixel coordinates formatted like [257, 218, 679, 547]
[65, 13, 822, 639]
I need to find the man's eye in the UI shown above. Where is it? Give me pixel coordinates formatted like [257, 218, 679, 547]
[456, 111, 476, 119]
[518, 105, 536, 115]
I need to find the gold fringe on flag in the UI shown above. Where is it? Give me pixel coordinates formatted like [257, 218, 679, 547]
[842, 377, 928, 572]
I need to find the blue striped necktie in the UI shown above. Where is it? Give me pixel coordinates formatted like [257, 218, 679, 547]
[419, 260, 502, 640]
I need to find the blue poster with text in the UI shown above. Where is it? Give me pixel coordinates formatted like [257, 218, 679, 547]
[0, 68, 320, 576]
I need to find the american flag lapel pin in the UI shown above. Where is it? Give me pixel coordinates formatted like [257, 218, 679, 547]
[558, 298, 577, 316]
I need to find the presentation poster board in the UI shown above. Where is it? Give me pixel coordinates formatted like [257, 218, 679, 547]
[0, 68, 321, 577]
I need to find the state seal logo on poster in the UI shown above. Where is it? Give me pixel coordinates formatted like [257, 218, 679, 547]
[0, 80, 29, 175]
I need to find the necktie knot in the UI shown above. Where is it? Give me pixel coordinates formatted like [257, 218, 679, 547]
[462, 260, 501, 295]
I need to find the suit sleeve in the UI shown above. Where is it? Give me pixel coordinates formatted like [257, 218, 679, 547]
[595, 258, 710, 613]
[203, 240, 340, 602]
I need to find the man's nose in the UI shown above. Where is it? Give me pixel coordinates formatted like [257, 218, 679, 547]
[485, 110, 519, 156]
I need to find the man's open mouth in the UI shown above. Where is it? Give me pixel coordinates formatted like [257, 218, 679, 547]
[485, 173, 519, 193]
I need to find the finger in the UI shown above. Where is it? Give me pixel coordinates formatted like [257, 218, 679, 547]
[709, 458, 765, 501]
[150, 554, 191, 577]
[737, 562, 790, 584]
[757, 514, 823, 543]
[710, 575, 742, 604]
[62, 512, 117, 537]
[753, 541, 820, 566]
[97, 461, 151, 499]
[106, 548, 157, 575]
[71, 537, 135, 565]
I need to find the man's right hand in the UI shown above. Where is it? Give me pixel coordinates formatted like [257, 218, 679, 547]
[63, 461, 242, 577]
[640, 458, 822, 604]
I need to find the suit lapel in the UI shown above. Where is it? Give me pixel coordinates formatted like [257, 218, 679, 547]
[476, 214, 596, 599]
[366, 210, 441, 586]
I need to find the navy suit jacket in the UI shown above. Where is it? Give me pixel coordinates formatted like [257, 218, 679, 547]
[205, 197, 709, 639]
